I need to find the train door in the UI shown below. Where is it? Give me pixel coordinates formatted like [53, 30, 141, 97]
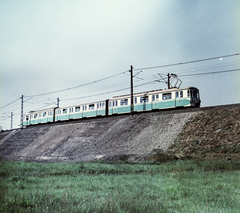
[175, 91, 183, 107]
[109, 101, 113, 115]
[113, 100, 118, 114]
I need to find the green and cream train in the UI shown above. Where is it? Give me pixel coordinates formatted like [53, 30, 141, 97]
[22, 87, 200, 126]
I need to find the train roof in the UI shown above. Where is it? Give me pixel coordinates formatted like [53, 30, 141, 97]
[110, 87, 199, 100]
[24, 107, 56, 115]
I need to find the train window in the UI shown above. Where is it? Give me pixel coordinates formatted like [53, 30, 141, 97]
[187, 90, 190, 97]
[34, 114, 37, 119]
[115, 101, 118, 106]
[85, 105, 87, 111]
[176, 92, 179, 98]
[63, 108, 68, 114]
[162, 93, 172, 100]
[120, 99, 128, 106]
[152, 95, 155, 101]
[140, 96, 148, 103]
[43, 112, 47, 117]
[69, 108, 72, 113]
[26, 115, 29, 121]
[109, 102, 112, 107]
[39, 113, 41, 118]
[135, 98, 137, 104]
[156, 94, 159, 101]
[48, 111, 53, 116]
[75, 106, 80, 112]
[58, 109, 61, 114]
[103, 102, 105, 108]
[180, 91, 183, 98]
[193, 90, 199, 98]
[89, 104, 94, 110]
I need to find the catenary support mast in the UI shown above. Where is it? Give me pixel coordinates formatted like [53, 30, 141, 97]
[129, 65, 134, 116]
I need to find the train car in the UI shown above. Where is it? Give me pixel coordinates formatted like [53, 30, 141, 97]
[22, 87, 200, 126]
[55, 100, 107, 122]
[22, 107, 55, 126]
[108, 87, 200, 114]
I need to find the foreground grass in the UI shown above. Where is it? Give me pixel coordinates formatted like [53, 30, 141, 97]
[0, 160, 240, 212]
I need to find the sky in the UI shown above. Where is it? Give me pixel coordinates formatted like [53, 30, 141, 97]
[1, 0, 240, 130]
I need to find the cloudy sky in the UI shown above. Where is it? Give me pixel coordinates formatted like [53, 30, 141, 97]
[1, 0, 240, 130]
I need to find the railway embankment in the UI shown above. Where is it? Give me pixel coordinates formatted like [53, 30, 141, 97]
[1, 104, 239, 162]
[0, 110, 194, 162]
[163, 105, 240, 161]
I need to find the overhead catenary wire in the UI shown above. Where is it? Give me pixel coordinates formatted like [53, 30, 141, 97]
[178, 68, 240, 78]
[134, 53, 240, 71]
[0, 98, 20, 110]
[51, 81, 156, 101]
[24, 71, 127, 98]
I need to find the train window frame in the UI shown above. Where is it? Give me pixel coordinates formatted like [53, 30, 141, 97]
[152, 95, 155, 102]
[89, 104, 95, 110]
[162, 93, 172, 100]
[180, 91, 183, 98]
[135, 97, 137, 104]
[193, 90, 199, 98]
[120, 99, 128, 106]
[176, 92, 179, 98]
[75, 106, 80, 112]
[140, 96, 149, 103]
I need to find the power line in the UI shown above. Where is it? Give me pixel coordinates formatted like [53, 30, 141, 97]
[134, 53, 240, 71]
[0, 98, 19, 109]
[178, 68, 240, 78]
[25, 71, 127, 98]
[60, 81, 155, 101]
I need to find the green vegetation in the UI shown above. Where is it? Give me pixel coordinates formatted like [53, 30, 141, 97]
[1, 160, 240, 212]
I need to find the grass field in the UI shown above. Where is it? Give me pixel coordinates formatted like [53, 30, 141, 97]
[0, 160, 240, 212]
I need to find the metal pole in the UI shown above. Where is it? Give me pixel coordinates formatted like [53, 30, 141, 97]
[57, 97, 59, 108]
[11, 112, 13, 129]
[167, 73, 170, 89]
[129, 65, 134, 116]
[21, 95, 23, 128]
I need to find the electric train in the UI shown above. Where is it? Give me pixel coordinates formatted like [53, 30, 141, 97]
[22, 87, 200, 126]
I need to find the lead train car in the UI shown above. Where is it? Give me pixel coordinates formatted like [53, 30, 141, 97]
[22, 87, 200, 126]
